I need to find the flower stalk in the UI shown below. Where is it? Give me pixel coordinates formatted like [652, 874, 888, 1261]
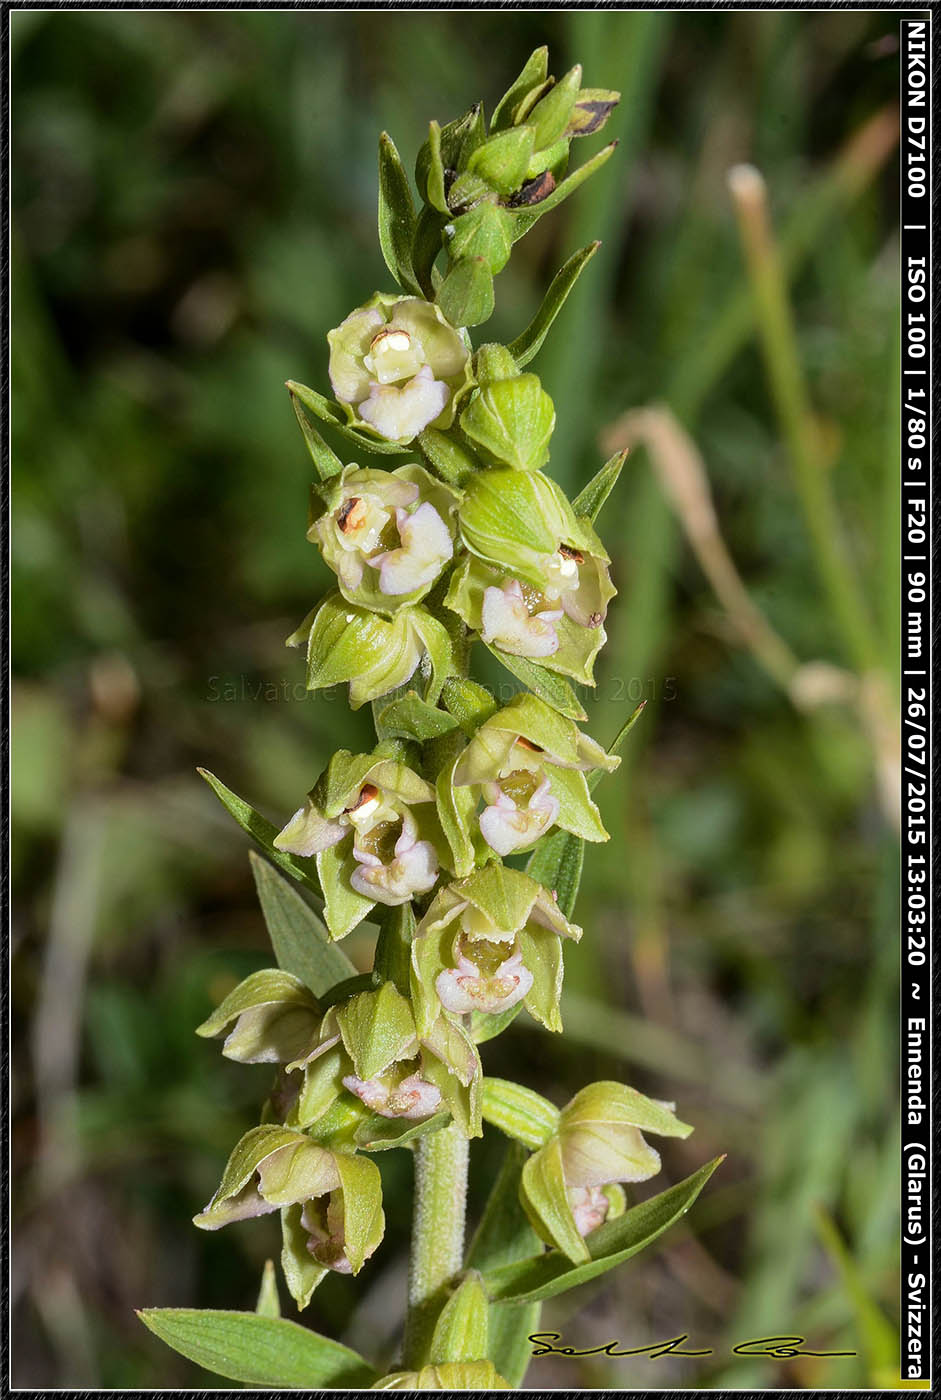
[163, 48, 720, 1392]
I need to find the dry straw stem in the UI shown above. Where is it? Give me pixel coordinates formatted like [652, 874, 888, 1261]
[603, 407, 899, 833]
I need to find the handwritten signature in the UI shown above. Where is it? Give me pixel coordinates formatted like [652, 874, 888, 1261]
[529, 1332, 857, 1360]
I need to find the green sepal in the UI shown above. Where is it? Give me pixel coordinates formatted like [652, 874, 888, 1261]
[289, 390, 344, 481]
[422, 1012, 481, 1089]
[418, 427, 482, 488]
[280, 1204, 328, 1310]
[561, 1080, 694, 1145]
[518, 925, 563, 1032]
[193, 1125, 338, 1229]
[198, 769, 322, 897]
[440, 677, 499, 736]
[437, 255, 494, 329]
[545, 764, 608, 843]
[459, 375, 555, 472]
[452, 690, 616, 782]
[316, 842, 377, 941]
[332, 1151, 386, 1273]
[428, 1273, 490, 1365]
[467, 125, 535, 195]
[482, 1157, 724, 1305]
[490, 46, 548, 132]
[508, 242, 600, 369]
[435, 759, 477, 878]
[286, 379, 410, 456]
[483, 641, 590, 717]
[421, 1048, 482, 1139]
[527, 65, 581, 150]
[249, 853, 356, 995]
[196, 969, 320, 1065]
[315, 748, 434, 819]
[481, 1077, 560, 1150]
[335, 982, 418, 1080]
[137, 1308, 378, 1389]
[520, 1136, 589, 1264]
[378, 132, 420, 294]
[571, 448, 627, 522]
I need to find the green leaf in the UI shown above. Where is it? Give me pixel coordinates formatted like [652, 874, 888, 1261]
[437, 256, 494, 328]
[587, 700, 647, 793]
[378, 132, 420, 294]
[483, 645, 586, 721]
[482, 1156, 724, 1304]
[490, 46, 549, 132]
[465, 1140, 544, 1388]
[423, 120, 448, 212]
[469, 1002, 523, 1045]
[508, 242, 600, 369]
[411, 204, 444, 299]
[255, 1260, 281, 1319]
[249, 852, 356, 996]
[374, 903, 414, 997]
[482, 1077, 560, 1150]
[137, 1309, 377, 1388]
[571, 449, 627, 522]
[199, 768, 321, 897]
[354, 1108, 450, 1152]
[286, 380, 409, 456]
[525, 828, 583, 921]
[374, 691, 460, 743]
[288, 390, 344, 481]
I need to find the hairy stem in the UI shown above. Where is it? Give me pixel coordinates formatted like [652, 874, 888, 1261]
[403, 1121, 470, 1368]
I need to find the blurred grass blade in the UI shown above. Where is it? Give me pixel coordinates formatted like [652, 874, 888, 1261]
[485, 645, 586, 721]
[814, 1206, 900, 1386]
[482, 1156, 723, 1304]
[509, 242, 600, 368]
[525, 828, 583, 920]
[198, 768, 321, 897]
[249, 851, 355, 995]
[378, 131, 420, 294]
[137, 1308, 377, 1388]
[465, 1140, 544, 1388]
[571, 449, 626, 521]
[255, 1260, 280, 1319]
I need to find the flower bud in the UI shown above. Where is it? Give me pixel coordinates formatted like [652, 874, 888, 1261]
[460, 374, 555, 471]
[328, 296, 472, 443]
[293, 593, 452, 709]
[309, 464, 460, 613]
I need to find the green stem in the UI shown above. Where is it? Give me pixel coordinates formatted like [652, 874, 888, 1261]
[403, 1121, 470, 1368]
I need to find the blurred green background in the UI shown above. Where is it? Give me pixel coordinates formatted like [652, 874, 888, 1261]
[11, 8, 904, 1390]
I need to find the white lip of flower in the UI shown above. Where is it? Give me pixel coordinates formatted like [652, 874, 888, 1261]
[362, 327, 425, 385]
[435, 949, 533, 1016]
[358, 365, 451, 442]
[369, 502, 453, 596]
[479, 778, 560, 856]
[567, 1183, 611, 1237]
[342, 1071, 442, 1120]
[480, 578, 562, 658]
[349, 811, 438, 905]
